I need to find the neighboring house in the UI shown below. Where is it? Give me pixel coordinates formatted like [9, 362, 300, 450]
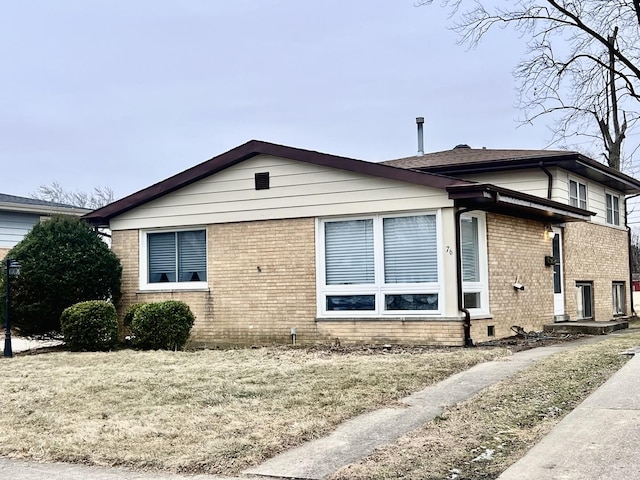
[0, 193, 90, 259]
[84, 140, 640, 347]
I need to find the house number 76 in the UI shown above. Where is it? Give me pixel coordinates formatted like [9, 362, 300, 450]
[446, 246, 453, 255]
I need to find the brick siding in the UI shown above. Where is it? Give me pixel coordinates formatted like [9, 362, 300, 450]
[563, 222, 631, 320]
[480, 214, 555, 342]
[112, 214, 630, 347]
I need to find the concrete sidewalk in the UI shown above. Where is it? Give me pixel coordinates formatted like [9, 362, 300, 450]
[497, 347, 640, 480]
[244, 336, 609, 479]
[0, 333, 637, 480]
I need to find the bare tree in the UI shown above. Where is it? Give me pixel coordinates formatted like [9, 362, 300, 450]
[418, 0, 640, 172]
[32, 181, 114, 209]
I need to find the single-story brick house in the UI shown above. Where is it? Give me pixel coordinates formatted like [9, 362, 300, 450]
[0, 193, 89, 260]
[84, 140, 640, 346]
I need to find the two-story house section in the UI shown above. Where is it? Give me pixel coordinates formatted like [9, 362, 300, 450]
[384, 145, 640, 328]
[85, 140, 640, 347]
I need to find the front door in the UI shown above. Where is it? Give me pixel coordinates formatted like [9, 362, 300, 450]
[552, 229, 565, 318]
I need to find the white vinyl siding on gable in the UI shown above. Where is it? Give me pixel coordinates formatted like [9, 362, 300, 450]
[110, 155, 453, 231]
[553, 171, 625, 227]
[317, 212, 442, 316]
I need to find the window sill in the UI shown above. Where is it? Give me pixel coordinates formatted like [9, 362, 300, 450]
[316, 316, 464, 322]
[136, 287, 210, 294]
[469, 314, 494, 320]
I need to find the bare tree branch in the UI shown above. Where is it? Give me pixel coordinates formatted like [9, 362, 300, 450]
[419, 0, 640, 172]
[32, 182, 114, 209]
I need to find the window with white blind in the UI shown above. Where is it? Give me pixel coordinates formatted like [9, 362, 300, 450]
[140, 229, 207, 290]
[318, 213, 441, 316]
[613, 282, 626, 316]
[460, 213, 489, 314]
[606, 193, 620, 226]
[569, 179, 587, 209]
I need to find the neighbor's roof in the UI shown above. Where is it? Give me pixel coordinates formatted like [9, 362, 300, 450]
[383, 146, 640, 195]
[0, 193, 90, 216]
[83, 139, 472, 226]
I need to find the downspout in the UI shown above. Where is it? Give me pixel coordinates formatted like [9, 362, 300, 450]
[539, 162, 553, 199]
[455, 207, 474, 347]
[625, 194, 640, 316]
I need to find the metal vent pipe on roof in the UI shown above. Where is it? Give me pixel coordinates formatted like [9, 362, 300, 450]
[416, 117, 424, 156]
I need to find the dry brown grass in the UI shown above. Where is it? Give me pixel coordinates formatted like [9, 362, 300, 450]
[332, 331, 640, 480]
[0, 346, 506, 475]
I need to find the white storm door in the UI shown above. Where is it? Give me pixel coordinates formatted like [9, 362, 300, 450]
[552, 229, 565, 316]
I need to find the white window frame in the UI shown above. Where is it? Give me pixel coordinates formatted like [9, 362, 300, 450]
[139, 227, 208, 291]
[316, 211, 443, 317]
[605, 192, 621, 226]
[613, 281, 626, 316]
[460, 212, 490, 317]
[575, 281, 594, 320]
[569, 178, 588, 210]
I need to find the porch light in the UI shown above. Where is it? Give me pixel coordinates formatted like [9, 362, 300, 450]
[545, 225, 556, 240]
[3, 259, 21, 359]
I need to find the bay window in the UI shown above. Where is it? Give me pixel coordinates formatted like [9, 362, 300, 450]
[318, 213, 441, 315]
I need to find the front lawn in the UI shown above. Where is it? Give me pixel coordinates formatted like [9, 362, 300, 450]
[0, 346, 506, 475]
[331, 331, 640, 480]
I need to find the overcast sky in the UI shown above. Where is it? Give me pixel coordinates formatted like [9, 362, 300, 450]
[0, 0, 622, 203]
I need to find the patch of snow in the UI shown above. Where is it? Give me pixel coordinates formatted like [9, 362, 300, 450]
[472, 448, 495, 462]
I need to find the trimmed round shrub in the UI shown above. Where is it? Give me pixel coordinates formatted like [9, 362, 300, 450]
[123, 303, 147, 329]
[130, 300, 195, 350]
[0, 216, 122, 335]
[60, 300, 118, 351]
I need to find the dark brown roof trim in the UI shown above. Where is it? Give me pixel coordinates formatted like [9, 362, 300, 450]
[83, 140, 472, 226]
[447, 183, 595, 223]
[391, 150, 640, 195]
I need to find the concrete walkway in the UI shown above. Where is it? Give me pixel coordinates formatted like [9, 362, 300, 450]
[0, 333, 637, 479]
[497, 347, 640, 480]
[244, 336, 608, 479]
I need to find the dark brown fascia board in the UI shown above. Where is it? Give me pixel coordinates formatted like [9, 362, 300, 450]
[83, 139, 472, 226]
[446, 183, 596, 218]
[418, 152, 640, 194]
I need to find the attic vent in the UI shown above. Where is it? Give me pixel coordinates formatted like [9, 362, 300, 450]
[255, 172, 270, 190]
[454, 144, 471, 149]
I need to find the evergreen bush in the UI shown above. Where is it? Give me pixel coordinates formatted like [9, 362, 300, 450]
[130, 300, 195, 350]
[60, 300, 118, 351]
[0, 216, 121, 334]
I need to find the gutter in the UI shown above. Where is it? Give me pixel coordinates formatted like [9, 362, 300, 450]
[625, 194, 640, 316]
[539, 162, 553, 199]
[455, 206, 475, 347]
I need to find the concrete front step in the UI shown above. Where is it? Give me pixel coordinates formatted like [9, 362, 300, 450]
[544, 320, 629, 335]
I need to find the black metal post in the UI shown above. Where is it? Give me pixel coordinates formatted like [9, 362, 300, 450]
[4, 258, 12, 358]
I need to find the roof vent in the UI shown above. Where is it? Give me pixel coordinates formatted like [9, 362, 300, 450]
[255, 172, 270, 190]
[416, 117, 424, 156]
[454, 144, 471, 149]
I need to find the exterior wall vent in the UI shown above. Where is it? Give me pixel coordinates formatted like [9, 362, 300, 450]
[454, 144, 471, 149]
[255, 172, 270, 190]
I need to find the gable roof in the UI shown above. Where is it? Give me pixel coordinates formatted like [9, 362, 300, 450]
[84, 140, 594, 227]
[83, 140, 472, 226]
[383, 147, 640, 195]
[0, 193, 89, 216]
